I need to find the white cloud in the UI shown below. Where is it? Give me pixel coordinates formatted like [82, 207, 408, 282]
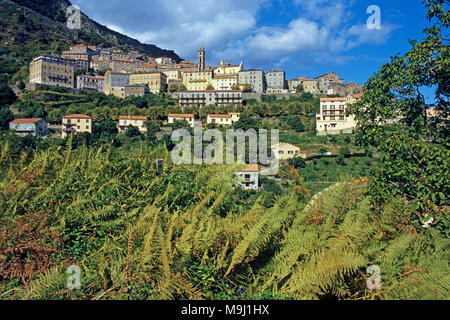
[72, 0, 396, 69]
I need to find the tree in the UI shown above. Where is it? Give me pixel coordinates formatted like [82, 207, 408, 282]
[92, 120, 118, 142]
[288, 157, 306, 169]
[242, 84, 253, 93]
[0, 81, 16, 106]
[0, 108, 14, 130]
[347, 0, 449, 225]
[295, 84, 304, 93]
[206, 84, 214, 91]
[125, 125, 142, 138]
[233, 115, 259, 130]
[146, 120, 162, 144]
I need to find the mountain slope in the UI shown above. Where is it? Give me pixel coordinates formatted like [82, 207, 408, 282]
[0, 0, 181, 87]
[8, 0, 181, 61]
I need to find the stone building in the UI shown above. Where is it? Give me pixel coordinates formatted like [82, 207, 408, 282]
[104, 71, 130, 98]
[125, 84, 149, 97]
[238, 69, 266, 93]
[179, 90, 242, 108]
[29, 55, 75, 88]
[265, 69, 286, 89]
[129, 72, 167, 93]
[77, 75, 104, 92]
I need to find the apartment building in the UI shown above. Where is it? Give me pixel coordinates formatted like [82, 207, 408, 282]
[118, 115, 148, 133]
[9, 118, 48, 136]
[111, 51, 131, 60]
[135, 64, 158, 73]
[61, 114, 92, 138]
[110, 59, 135, 73]
[315, 72, 344, 94]
[212, 75, 238, 91]
[179, 91, 242, 108]
[128, 51, 141, 60]
[77, 75, 104, 92]
[168, 114, 195, 127]
[104, 71, 130, 97]
[266, 69, 286, 89]
[29, 55, 75, 88]
[162, 70, 182, 82]
[238, 69, 266, 93]
[156, 57, 174, 66]
[236, 164, 260, 190]
[74, 59, 89, 71]
[288, 77, 319, 94]
[316, 95, 360, 135]
[125, 84, 149, 97]
[182, 71, 213, 91]
[129, 72, 167, 93]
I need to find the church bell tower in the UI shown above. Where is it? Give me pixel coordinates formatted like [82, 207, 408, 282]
[198, 46, 205, 72]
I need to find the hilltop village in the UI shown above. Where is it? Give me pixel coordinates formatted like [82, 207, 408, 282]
[16, 43, 365, 140]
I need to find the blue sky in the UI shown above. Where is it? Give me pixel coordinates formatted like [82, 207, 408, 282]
[71, 0, 432, 88]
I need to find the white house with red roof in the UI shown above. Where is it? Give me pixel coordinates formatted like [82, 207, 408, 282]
[168, 114, 195, 127]
[61, 114, 92, 138]
[9, 118, 48, 136]
[236, 164, 260, 190]
[118, 115, 148, 133]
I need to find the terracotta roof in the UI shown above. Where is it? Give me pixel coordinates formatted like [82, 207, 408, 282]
[63, 114, 91, 119]
[78, 75, 104, 79]
[180, 68, 197, 72]
[180, 90, 241, 93]
[119, 115, 147, 120]
[320, 97, 346, 102]
[112, 58, 134, 63]
[168, 113, 194, 118]
[213, 75, 237, 79]
[10, 118, 43, 124]
[352, 94, 363, 99]
[298, 77, 315, 81]
[208, 114, 232, 118]
[239, 164, 259, 172]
